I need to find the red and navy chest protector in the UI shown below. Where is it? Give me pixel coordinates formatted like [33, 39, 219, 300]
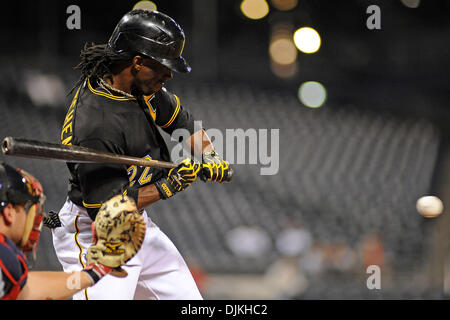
[0, 234, 28, 300]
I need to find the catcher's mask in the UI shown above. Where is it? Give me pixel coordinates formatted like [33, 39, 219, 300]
[107, 10, 191, 73]
[0, 163, 46, 258]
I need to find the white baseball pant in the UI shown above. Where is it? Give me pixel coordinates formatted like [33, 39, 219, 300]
[52, 198, 203, 300]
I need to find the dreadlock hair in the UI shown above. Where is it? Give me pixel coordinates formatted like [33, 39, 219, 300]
[69, 42, 136, 94]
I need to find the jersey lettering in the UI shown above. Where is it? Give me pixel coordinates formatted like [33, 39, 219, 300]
[61, 87, 81, 146]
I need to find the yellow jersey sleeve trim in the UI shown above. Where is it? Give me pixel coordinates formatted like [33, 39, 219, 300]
[87, 78, 136, 101]
[160, 94, 181, 129]
[143, 94, 156, 120]
[82, 190, 127, 209]
[82, 201, 102, 209]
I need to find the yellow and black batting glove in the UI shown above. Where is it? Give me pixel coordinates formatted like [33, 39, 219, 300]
[155, 158, 200, 199]
[200, 151, 231, 183]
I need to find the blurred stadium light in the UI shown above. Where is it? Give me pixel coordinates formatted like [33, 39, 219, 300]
[270, 0, 298, 11]
[269, 38, 297, 65]
[293, 27, 321, 54]
[270, 60, 298, 78]
[401, 0, 420, 9]
[269, 22, 298, 78]
[132, 0, 157, 11]
[240, 0, 270, 20]
[298, 81, 327, 108]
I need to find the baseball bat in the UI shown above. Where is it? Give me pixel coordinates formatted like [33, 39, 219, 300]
[2, 137, 233, 182]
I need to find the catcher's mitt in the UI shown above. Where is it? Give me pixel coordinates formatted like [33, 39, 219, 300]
[86, 194, 146, 277]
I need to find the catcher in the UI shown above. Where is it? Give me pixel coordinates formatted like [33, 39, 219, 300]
[0, 162, 145, 300]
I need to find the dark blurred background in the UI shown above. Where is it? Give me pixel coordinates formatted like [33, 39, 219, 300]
[0, 0, 449, 299]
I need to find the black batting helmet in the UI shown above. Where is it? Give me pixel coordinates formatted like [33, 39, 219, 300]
[107, 10, 191, 73]
[0, 163, 41, 212]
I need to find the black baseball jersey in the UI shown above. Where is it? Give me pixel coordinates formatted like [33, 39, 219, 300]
[0, 234, 28, 300]
[60, 77, 196, 220]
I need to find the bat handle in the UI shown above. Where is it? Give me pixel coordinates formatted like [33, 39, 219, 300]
[2, 137, 12, 154]
[224, 168, 233, 183]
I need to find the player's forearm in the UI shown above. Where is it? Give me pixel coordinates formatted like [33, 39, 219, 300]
[17, 271, 93, 300]
[137, 183, 161, 209]
[186, 129, 215, 158]
[136, 130, 213, 208]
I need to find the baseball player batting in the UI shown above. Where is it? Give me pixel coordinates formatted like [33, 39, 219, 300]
[51, 10, 231, 300]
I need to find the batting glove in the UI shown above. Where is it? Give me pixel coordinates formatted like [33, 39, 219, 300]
[200, 151, 231, 183]
[155, 158, 200, 199]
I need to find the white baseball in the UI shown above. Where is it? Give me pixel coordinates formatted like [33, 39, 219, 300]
[416, 196, 444, 218]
